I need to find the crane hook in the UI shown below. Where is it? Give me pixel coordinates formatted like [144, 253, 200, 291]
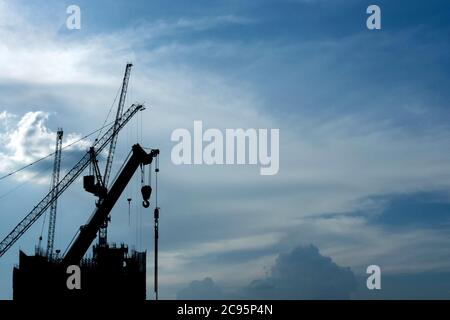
[141, 185, 152, 208]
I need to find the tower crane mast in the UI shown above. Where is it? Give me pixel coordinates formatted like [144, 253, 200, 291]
[46, 129, 63, 259]
[0, 104, 144, 258]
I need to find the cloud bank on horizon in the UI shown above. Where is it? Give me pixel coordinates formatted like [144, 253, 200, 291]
[0, 0, 450, 299]
[177, 245, 358, 300]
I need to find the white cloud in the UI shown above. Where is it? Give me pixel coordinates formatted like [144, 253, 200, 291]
[0, 110, 90, 184]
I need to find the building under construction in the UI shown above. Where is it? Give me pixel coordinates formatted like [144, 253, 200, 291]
[0, 64, 160, 300]
[13, 243, 146, 300]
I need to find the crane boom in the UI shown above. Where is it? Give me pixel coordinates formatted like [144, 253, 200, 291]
[99, 63, 132, 246]
[104, 63, 133, 188]
[46, 129, 63, 259]
[0, 104, 144, 258]
[63, 144, 159, 265]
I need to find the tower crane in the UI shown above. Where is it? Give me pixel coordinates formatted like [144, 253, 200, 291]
[46, 129, 63, 260]
[99, 63, 133, 246]
[0, 103, 144, 258]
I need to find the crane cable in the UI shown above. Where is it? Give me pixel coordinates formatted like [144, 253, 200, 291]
[153, 154, 160, 300]
[0, 119, 118, 182]
[95, 78, 123, 141]
[127, 197, 132, 226]
[155, 155, 159, 207]
[0, 141, 77, 200]
[38, 210, 47, 252]
[0, 160, 53, 200]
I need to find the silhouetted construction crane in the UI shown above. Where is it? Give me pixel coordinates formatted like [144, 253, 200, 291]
[64, 144, 159, 265]
[46, 129, 63, 260]
[1, 63, 161, 301]
[99, 63, 133, 247]
[0, 103, 144, 258]
[13, 143, 159, 300]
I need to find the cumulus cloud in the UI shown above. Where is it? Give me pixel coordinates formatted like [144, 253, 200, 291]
[177, 245, 357, 300]
[0, 110, 90, 184]
[240, 245, 357, 299]
[0, 111, 17, 145]
[4, 111, 55, 163]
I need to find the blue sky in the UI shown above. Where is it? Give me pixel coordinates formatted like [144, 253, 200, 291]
[0, 0, 450, 299]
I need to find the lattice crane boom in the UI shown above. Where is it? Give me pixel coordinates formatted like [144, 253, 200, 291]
[0, 104, 144, 258]
[104, 63, 133, 188]
[99, 63, 133, 246]
[46, 128, 63, 259]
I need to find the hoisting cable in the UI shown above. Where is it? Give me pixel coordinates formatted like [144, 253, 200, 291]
[95, 82, 122, 141]
[127, 198, 132, 226]
[155, 155, 159, 207]
[149, 161, 152, 190]
[109, 149, 133, 187]
[37, 211, 47, 254]
[154, 153, 160, 300]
